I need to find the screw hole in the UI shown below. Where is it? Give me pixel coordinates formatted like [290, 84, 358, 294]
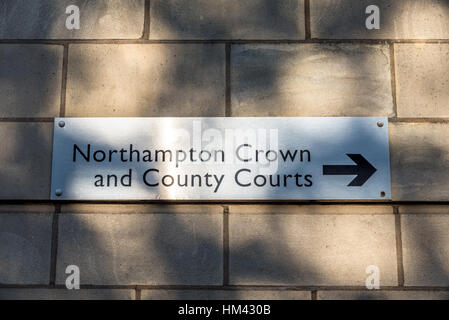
[58, 121, 65, 128]
[380, 191, 386, 197]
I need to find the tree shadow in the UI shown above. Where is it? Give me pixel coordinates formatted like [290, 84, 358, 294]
[0, 0, 449, 301]
[309, 0, 449, 40]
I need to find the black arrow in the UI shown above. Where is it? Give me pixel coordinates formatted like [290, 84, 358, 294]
[322, 154, 377, 187]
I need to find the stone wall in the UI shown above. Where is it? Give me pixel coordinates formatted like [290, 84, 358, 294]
[0, 0, 448, 300]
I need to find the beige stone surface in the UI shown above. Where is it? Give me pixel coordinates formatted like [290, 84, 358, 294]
[150, 0, 305, 40]
[142, 290, 310, 300]
[390, 122, 449, 201]
[395, 44, 449, 117]
[310, 0, 449, 39]
[66, 44, 226, 117]
[229, 214, 397, 286]
[0, 214, 53, 284]
[318, 290, 449, 300]
[0, 45, 62, 117]
[61, 204, 223, 214]
[0, 122, 52, 199]
[0, 0, 145, 39]
[402, 215, 449, 286]
[231, 44, 393, 116]
[56, 214, 223, 285]
[0, 289, 134, 300]
[399, 205, 449, 215]
[0, 204, 54, 213]
[229, 205, 393, 215]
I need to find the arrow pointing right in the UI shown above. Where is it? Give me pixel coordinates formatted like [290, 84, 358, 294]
[323, 154, 377, 187]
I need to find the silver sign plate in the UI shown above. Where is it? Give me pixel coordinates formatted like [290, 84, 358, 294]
[51, 117, 391, 200]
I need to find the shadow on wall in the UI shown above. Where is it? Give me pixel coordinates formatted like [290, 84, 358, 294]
[0, 0, 449, 300]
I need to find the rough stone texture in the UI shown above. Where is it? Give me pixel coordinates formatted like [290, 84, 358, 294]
[0, 0, 145, 39]
[0, 0, 447, 297]
[0, 289, 134, 300]
[390, 122, 449, 201]
[318, 290, 449, 300]
[56, 214, 222, 285]
[402, 215, 449, 286]
[229, 205, 393, 215]
[399, 205, 449, 215]
[0, 45, 62, 117]
[61, 204, 223, 215]
[142, 290, 310, 300]
[395, 44, 449, 117]
[66, 44, 225, 117]
[0, 214, 52, 284]
[231, 44, 393, 116]
[229, 214, 397, 286]
[0, 122, 53, 199]
[150, 0, 305, 40]
[310, 0, 449, 39]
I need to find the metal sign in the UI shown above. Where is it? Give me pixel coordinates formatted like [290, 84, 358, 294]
[50, 117, 391, 200]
